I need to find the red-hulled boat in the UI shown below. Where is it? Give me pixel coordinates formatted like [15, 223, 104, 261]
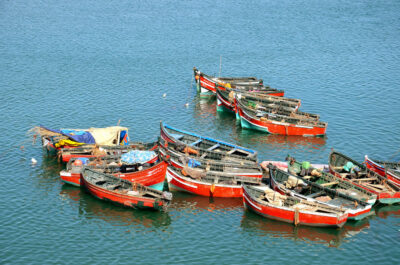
[242, 185, 348, 228]
[329, 150, 400, 204]
[193, 67, 284, 97]
[268, 164, 372, 220]
[166, 167, 261, 197]
[364, 155, 400, 187]
[235, 96, 327, 136]
[81, 168, 172, 211]
[60, 158, 167, 190]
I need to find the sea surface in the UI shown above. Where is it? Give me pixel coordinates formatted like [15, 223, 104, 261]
[1, 0, 400, 264]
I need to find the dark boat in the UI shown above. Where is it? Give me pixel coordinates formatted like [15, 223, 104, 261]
[166, 166, 261, 197]
[364, 155, 400, 187]
[81, 168, 172, 211]
[216, 87, 300, 113]
[235, 95, 327, 136]
[268, 164, 372, 220]
[159, 141, 262, 177]
[284, 156, 377, 205]
[193, 67, 284, 96]
[159, 139, 258, 165]
[329, 150, 400, 204]
[160, 122, 258, 161]
[242, 185, 348, 228]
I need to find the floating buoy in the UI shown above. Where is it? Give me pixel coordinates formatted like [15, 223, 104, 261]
[31, 158, 37, 165]
[185, 103, 189, 108]
[163, 93, 167, 98]
[73, 159, 83, 166]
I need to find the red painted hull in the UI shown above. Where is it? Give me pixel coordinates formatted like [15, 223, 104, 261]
[242, 187, 347, 228]
[60, 161, 167, 188]
[81, 177, 164, 210]
[365, 156, 400, 187]
[238, 105, 326, 136]
[329, 165, 400, 204]
[166, 168, 244, 197]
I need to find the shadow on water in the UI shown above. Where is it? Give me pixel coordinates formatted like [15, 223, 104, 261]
[240, 210, 371, 248]
[59, 185, 172, 230]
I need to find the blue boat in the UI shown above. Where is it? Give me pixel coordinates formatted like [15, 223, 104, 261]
[160, 122, 258, 162]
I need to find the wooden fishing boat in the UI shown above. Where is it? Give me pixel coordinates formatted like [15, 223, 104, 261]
[33, 125, 130, 154]
[364, 155, 400, 187]
[60, 141, 158, 163]
[216, 87, 300, 113]
[235, 96, 327, 136]
[268, 164, 372, 220]
[329, 150, 400, 204]
[159, 144, 262, 178]
[81, 168, 172, 211]
[193, 67, 284, 96]
[60, 157, 167, 190]
[159, 137, 259, 166]
[166, 166, 261, 197]
[264, 160, 328, 172]
[160, 122, 258, 161]
[242, 185, 348, 228]
[283, 156, 377, 205]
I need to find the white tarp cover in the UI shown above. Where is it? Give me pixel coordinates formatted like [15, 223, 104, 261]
[88, 126, 128, 145]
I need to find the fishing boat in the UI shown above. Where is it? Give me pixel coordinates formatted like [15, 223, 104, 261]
[283, 156, 377, 205]
[59, 141, 158, 163]
[242, 185, 348, 228]
[160, 144, 262, 178]
[216, 87, 300, 113]
[193, 67, 284, 97]
[33, 125, 130, 154]
[235, 95, 327, 136]
[268, 164, 372, 220]
[160, 122, 258, 161]
[329, 150, 400, 204]
[364, 155, 400, 186]
[60, 156, 167, 190]
[81, 168, 172, 211]
[166, 166, 261, 197]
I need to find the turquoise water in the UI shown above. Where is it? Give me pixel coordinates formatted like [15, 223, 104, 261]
[1, 0, 400, 264]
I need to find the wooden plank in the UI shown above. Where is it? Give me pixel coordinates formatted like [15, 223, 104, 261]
[208, 143, 220, 151]
[320, 181, 339, 187]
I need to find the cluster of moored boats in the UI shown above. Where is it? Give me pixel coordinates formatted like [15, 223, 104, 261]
[193, 67, 328, 136]
[34, 122, 400, 228]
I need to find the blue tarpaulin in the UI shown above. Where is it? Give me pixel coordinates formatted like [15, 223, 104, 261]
[121, 150, 157, 164]
[41, 125, 96, 144]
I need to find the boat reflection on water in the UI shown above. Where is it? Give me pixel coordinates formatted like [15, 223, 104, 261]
[240, 210, 371, 248]
[234, 128, 327, 148]
[374, 204, 400, 219]
[59, 185, 172, 230]
[169, 192, 243, 213]
[194, 97, 217, 120]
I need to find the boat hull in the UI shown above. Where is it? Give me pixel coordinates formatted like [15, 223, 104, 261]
[166, 168, 244, 197]
[243, 187, 347, 228]
[60, 161, 167, 191]
[81, 177, 165, 210]
[365, 156, 400, 187]
[238, 106, 326, 136]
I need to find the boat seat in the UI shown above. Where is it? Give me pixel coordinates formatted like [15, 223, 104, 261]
[190, 139, 202, 146]
[207, 143, 220, 151]
[170, 133, 184, 140]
